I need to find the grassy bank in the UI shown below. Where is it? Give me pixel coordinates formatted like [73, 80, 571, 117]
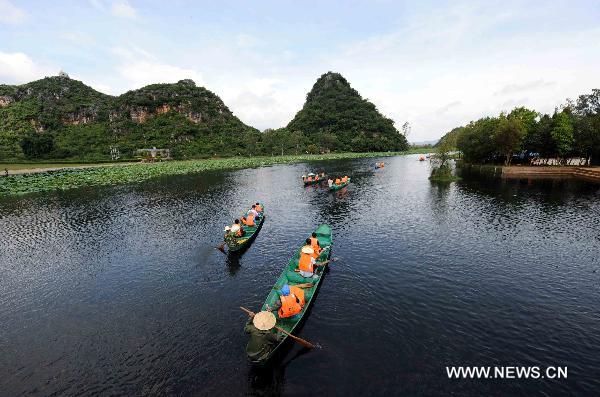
[0, 151, 421, 196]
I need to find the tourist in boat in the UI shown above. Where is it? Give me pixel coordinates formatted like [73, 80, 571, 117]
[242, 212, 255, 227]
[267, 284, 305, 319]
[231, 219, 244, 237]
[255, 202, 263, 213]
[334, 177, 341, 185]
[248, 205, 259, 218]
[327, 179, 333, 188]
[244, 312, 283, 361]
[297, 244, 328, 278]
[309, 233, 322, 258]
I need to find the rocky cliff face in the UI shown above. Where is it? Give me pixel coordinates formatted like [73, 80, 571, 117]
[0, 76, 256, 159]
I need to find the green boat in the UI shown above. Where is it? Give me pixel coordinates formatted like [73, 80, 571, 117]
[329, 178, 350, 191]
[224, 206, 265, 253]
[245, 224, 332, 364]
[302, 173, 327, 186]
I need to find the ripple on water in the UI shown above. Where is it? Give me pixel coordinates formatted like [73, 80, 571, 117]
[1, 157, 600, 396]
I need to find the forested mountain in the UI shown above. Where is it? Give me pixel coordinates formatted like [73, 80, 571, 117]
[286, 72, 408, 152]
[0, 75, 258, 160]
[0, 71, 409, 161]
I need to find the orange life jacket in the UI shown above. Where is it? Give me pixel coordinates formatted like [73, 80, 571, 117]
[246, 213, 255, 227]
[309, 237, 321, 258]
[310, 237, 319, 248]
[278, 289, 304, 318]
[298, 252, 314, 273]
[335, 178, 341, 184]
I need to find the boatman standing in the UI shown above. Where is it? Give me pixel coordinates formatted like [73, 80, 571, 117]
[244, 311, 283, 361]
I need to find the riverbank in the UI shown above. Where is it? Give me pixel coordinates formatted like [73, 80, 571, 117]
[0, 151, 425, 196]
[0, 162, 129, 175]
[502, 166, 600, 182]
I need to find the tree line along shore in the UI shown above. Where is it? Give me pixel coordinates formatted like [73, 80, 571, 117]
[438, 89, 600, 166]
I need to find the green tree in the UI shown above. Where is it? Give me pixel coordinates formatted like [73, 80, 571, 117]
[550, 110, 574, 164]
[493, 115, 525, 165]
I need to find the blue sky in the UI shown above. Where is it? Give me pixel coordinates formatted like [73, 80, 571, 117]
[1, 0, 599, 141]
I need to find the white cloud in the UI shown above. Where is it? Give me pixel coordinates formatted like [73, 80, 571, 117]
[494, 80, 557, 96]
[236, 34, 259, 48]
[0, 51, 53, 83]
[110, 1, 138, 19]
[113, 46, 203, 89]
[220, 78, 303, 130]
[0, 0, 26, 25]
[60, 31, 96, 46]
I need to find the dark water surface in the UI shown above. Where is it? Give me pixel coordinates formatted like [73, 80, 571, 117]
[1, 155, 600, 396]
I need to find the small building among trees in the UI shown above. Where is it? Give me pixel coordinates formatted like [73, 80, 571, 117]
[135, 147, 171, 162]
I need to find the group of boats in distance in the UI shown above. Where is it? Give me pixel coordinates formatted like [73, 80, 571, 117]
[218, 162, 386, 364]
[302, 171, 351, 191]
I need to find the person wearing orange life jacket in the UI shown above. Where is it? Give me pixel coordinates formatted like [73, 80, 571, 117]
[334, 178, 341, 185]
[267, 284, 305, 318]
[297, 244, 329, 278]
[309, 233, 322, 258]
[243, 212, 255, 227]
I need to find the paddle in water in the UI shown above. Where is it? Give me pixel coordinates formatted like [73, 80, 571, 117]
[240, 306, 317, 349]
[216, 242, 227, 254]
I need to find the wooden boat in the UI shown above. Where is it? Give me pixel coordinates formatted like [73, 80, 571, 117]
[329, 178, 350, 191]
[245, 224, 332, 364]
[224, 206, 265, 253]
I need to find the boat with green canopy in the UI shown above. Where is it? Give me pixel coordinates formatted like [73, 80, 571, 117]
[245, 224, 332, 364]
[223, 205, 265, 253]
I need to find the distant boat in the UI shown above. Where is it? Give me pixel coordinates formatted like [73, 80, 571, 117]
[418, 155, 426, 161]
[329, 178, 350, 191]
[302, 172, 327, 186]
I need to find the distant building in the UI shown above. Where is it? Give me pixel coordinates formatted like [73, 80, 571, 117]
[58, 70, 69, 78]
[136, 147, 171, 161]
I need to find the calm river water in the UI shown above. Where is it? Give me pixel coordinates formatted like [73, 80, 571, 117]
[1, 155, 600, 396]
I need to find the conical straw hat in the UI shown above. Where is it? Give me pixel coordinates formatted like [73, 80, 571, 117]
[253, 311, 276, 330]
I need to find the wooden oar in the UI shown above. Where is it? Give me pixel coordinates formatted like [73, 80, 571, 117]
[216, 242, 226, 254]
[240, 306, 316, 349]
[273, 282, 315, 290]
